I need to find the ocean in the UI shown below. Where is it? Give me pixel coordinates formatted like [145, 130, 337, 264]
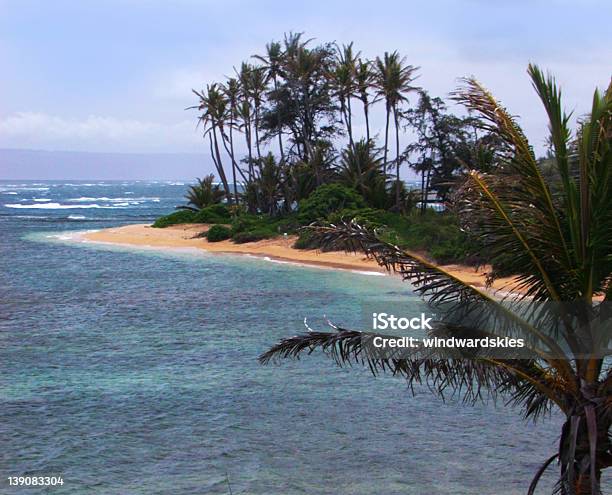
[0, 180, 576, 494]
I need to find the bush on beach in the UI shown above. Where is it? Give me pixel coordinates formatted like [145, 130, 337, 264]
[152, 204, 230, 228]
[297, 184, 365, 225]
[206, 224, 232, 242]
[152, 209, 196, 228]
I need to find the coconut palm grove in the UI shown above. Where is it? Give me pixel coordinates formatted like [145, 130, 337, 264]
[150, 34, 612, 494]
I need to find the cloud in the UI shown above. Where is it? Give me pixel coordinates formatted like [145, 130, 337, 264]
[153, 68, 214, 101]
[0, 112, 203, 152]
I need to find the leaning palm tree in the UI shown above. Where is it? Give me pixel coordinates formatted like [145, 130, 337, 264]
[191, 83, 233, 204]
[261, 66, 612, 494]
[374, 52, 419, 209]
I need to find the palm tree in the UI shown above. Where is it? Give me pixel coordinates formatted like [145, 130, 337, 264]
[355, 59, 375, 142]
[283, 31, 309, 60]
[237, 63, 255, 181]
[260, 66, 612, 494]
[248, 65, 268, 162]
[374, 52, 419, 208]
[330, 43, 359, 147]
[222, 77, 248, 202]
[177, 175, 224, 211]
[254, 153, 283, 215]
[284, 160, 317, 204]
[254, 41, 286, 162]
[191, 83, 233, 204]
[338, 139, 387, 207]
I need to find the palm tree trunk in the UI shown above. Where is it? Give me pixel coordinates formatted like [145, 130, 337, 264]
[422, 168, 431, 214]
[254, 103, 262, 163]
[243, 112, 261, 212]
[302, 86, 313, 161]
[273, 76, 285, 163]
[227, 126, 238, 204]
[363, 100, 370, 143]
[420, 167, 426, 215]
[340, 99, 351, 147]
[394, 105, 401, 209]
[383, 104, 390, 179]
[558, 410, 611, 495]
[208, 133, 229, 205]
[229, 125, 239, 202]
[245, 118, 254, 182]
[208, 133, 219, 172]
[211, 125, 232, 205]
[347, 95, 354, 147]
[223, 123, 249, 201]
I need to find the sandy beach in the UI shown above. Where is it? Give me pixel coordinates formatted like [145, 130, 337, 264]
[82, 223, 517, 293]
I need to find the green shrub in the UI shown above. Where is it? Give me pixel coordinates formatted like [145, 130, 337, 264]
[152, 210, 196, 228]
[153, 204, 231, 228]
[293, 229, 315, 250]
[298, 184, 365, 225]
[206, 224, 232, 242]
[182, 175, 224, 210]
[229, 213, 299, 241]
[193, 204, 231, 223]
[327, 207, 395, 228]
[232, 228, 274, 244]
[230, 214, 260, 235]
[387, 211, 478, 264]
[429, 242, 469, 264]
[295, 207, 400, 251]
[295, 207, 478, 265]
[273, 215, 300, 234]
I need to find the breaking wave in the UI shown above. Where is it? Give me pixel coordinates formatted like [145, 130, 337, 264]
[4, 203, 127, 209]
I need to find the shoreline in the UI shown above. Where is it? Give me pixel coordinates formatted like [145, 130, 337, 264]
[81, 223, 386, 274]
[81, 223, 516, 292]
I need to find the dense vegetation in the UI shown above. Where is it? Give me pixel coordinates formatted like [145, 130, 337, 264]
[205, 224, 232, 242]
[154, 32, 520, 264]
[154, 183, 475, 263]
[154, 33, 564, 266]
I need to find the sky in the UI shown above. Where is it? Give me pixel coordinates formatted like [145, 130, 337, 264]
[0, 0, 610, 178]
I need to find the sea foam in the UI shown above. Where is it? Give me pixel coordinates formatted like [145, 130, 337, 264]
[4, 203, 126, 209]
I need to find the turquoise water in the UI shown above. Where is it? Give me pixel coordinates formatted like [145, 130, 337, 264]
[0, 180, 576, 494]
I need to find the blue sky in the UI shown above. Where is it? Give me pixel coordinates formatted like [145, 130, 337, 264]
[1, 0, 610, 160]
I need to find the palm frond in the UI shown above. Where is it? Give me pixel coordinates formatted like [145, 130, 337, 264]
[310, 220, 572, 364]
[452, 77, 577, 301]
[527, 453, 559, 495]
[259, 320, 560, 416]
